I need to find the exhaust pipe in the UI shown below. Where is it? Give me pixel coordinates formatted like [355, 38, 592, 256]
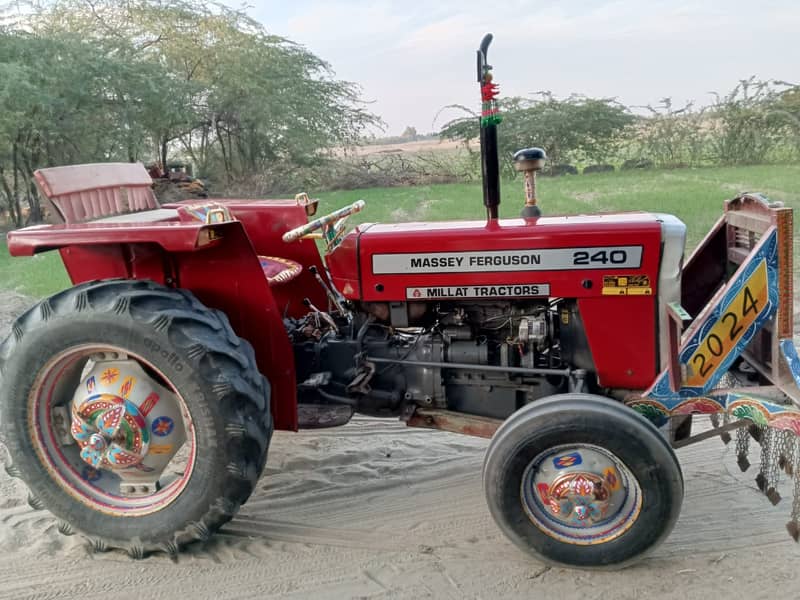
[477, 33, 501, 221]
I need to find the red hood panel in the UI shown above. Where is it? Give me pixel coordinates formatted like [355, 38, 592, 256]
[328, 214, 663, 303]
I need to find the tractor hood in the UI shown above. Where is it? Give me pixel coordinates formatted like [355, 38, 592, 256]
[326, 213, 665, 303]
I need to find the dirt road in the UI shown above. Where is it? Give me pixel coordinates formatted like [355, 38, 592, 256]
[1, 291, 799, 599]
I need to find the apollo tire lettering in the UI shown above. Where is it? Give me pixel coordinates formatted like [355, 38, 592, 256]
[143, 337, 184, 372]
[407, 284, 550, 299]
[372, 246, 642, 274]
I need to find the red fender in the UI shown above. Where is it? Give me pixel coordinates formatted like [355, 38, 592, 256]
[7, 219, 298, 430]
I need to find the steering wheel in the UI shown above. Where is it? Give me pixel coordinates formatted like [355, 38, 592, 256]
[282, 200, 366, 249]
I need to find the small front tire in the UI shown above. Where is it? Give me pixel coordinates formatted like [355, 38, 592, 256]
[483, 394, 683, 569]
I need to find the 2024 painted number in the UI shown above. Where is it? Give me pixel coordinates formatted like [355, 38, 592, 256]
[685, 260, 769, 387]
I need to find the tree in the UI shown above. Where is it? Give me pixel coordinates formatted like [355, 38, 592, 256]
[706, 78, 790, 165]
[401, 126, 418, 140]
[31, 0, 380, 182]
[0, 0, 380, 224]
[440, 93, 634, 173]
[634, 99, 708, 168]
[774, 86, 800, 155]
[0, 32, 136, 222]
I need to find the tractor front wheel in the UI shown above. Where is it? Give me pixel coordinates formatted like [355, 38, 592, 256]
[483, 394, 683, 569]
[0, 280, 272, 557]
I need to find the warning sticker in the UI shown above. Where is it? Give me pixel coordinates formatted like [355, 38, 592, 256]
[406, 284, 550, 299]
[601, 274, 652, 296]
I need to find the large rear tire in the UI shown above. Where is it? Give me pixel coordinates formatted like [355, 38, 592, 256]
[0, 279, 273, 556]
[483, 394, 683, 569]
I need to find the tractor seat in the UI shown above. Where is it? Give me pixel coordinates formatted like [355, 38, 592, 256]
[33, 162, 161, 224]
[177, 201, 303, 286]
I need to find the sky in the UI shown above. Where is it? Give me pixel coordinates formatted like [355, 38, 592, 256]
[236, 0, 799, 136]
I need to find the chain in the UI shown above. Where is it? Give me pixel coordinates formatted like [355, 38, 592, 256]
[787, 440, 800, 542]
[710, 412, 733, 445]
[736, 426, 751, 472]
[779, 431, 796, 477]
[766, 428, 782, 505]
[756, 427, 771, 494]
[720, 409, 732, 444]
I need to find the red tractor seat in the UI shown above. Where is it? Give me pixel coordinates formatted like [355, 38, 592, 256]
[34, 163, 160, 224]
[177, 201, 303, 286]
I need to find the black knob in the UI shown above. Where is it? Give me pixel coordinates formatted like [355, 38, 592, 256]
[520, 204, 542, 218]
[513, 147, 546, 163]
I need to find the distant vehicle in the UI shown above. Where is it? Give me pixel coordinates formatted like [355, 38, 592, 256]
[147, 161, 207, 197]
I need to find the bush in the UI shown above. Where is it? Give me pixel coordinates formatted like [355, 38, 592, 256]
[583, 164, 615, 174]
[633, 99, 709, 168]
[545, 164, 578, 176]
[440, 93, 634, 176]
[707, 78, 793, 164]
[621, 158, 655, 170]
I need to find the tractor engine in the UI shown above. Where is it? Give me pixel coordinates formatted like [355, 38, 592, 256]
[288, 298, 591, 420]
[281, 126, 683, 424]
[286, 198, 682, 424]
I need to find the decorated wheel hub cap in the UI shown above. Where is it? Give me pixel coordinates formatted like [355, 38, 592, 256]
[72, 394, 151, 469]
[521, 444, 642, 545]
[29, 347, 194, 516]
[544, 471, 611, 525]
[69, 359, 186, 477]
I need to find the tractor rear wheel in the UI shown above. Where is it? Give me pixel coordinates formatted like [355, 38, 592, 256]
[0, 280, 272, 557]
[483, 394, 683, 569]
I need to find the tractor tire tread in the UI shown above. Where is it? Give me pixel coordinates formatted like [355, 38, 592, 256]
[0, 278, 274, 557]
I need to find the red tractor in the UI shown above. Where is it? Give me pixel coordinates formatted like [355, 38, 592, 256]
[2, 35, 799, 568]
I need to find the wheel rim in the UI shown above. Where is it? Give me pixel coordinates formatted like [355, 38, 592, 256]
[520, 444, 642, 545]
[28, 344, 196, 516]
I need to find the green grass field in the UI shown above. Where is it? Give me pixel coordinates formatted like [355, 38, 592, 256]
[2, 164, 799, 298]
[0, 239, 71, 297]
[323, 164, 800, 250]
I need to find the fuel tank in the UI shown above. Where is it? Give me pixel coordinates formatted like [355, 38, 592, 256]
[325, 213, 669, 390]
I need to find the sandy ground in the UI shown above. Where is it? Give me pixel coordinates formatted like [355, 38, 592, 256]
[1, 290, 800, 600]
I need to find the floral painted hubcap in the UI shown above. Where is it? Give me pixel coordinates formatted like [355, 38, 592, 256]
[521, 444, 642, 544]
[545, 471, 611, 526]
[71, 393, 151, 469]
[29, 347, 194, 515]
